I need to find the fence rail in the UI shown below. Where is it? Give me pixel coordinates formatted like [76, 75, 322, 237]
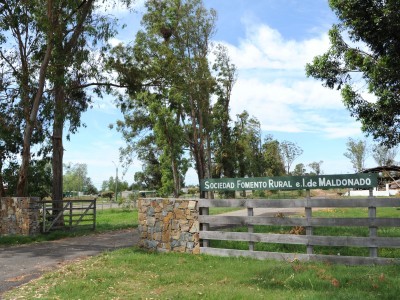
[39, 199, 96, 233]
[199, 194, 400, 265]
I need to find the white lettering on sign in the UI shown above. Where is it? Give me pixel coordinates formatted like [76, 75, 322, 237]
[318, 178, 371, 187]
[204, 181, 235, 189]
[268, 179, 293, 188]
[236, 180, 268, 189]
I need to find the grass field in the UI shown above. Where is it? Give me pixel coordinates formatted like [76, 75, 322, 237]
[4, 247, 400, 300]
[2, 205, 400, 299]
[0, 208, 138, 246]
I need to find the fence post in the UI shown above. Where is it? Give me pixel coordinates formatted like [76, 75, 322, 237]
[368, 188, 378, 258]
[305, 189, 313, 255]
[201, 206, 209, 248]
[248, 207, 254, 251]
[42, 202, 46, 233]
[93, 199, 97, 230]
[69, 201, 73, 229]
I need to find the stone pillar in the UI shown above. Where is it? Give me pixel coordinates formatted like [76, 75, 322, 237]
[138, 198, 200, 254]
[0, 197, 40, 236]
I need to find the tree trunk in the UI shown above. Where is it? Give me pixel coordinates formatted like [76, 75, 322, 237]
[0, 161, 5, 197]
[16, 123, 34, 196]
[52, 80, 65, 226]
[16, 2, 54, 196]
[171, 158, 179, 198]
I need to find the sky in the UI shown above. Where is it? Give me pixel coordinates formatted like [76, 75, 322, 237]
[63, 0, 379, 189]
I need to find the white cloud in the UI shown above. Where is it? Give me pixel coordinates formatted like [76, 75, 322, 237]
[230, 77, 352, 136]
[222, 19, 330, 71]
[221, 19, 364, 141]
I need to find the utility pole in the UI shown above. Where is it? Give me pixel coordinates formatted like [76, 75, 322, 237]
[112, 161, 119, 202]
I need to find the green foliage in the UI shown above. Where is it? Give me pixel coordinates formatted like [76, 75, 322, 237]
[308, 160, 324, 175]
[292, 163, 306, 176]
[109, 0, 219, 197]
[1, 159, 52, 198]
[263, 135, 285, 176]
[187, 187, 199, 195]
[343, 138, 368, 172]
[63, 163, 97, 195]
[0, 0, 134, 196]
[372, 144, 398, 166]
[306, 0, 400, 146]
[101, 190, 114, 201]
[5, 249, 400, 299]
[101, 176, 129, 194]
[280, 141, 303, 174]
[233, 111, 265, 178]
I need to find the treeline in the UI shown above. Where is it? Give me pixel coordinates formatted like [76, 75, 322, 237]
[108, 0, 310, 198]
[0, 0, 132, 199]
[0, 0, 313, 200]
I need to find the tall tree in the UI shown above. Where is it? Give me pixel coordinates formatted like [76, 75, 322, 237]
[63, 163, 98, 194]
[308, 161, 323, 175]
[262, 135, 285, 176]
[47, 0, 134, 203]
[344, 138, 368, 172]
[110, 0, 219, 198]
[372, 144, 397, 167]
[0, 0, 55, 196]
[211, 44, 237, 179]
[1, 158, 52, 198]
[292, 163, 306, 176]
[280, 141, 303, 174]
[233, 111, 264, 178]
[306, 0, 400, 147]
[101, 176, 129, 194]
[0, 0, 133, 198]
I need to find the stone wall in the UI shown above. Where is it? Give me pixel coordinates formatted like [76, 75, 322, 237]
[138, 198, 200, 254]
[0, 197, 40, 236]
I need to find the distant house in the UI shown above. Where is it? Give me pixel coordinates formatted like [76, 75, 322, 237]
[121, 190, 134, 199]
[362, 165, 400, 190]
[346, 165, 400, 196]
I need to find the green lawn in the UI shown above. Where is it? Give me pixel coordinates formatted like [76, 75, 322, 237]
[0, 208, 138, 246]
[4, 248, 400, 300]
[3, 206, 400, 299]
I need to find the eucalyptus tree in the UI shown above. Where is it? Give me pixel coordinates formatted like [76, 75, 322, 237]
[211, 44, 237, 180]
[110, 0, 218, 197]
[0, 0, 133, 199]
[0, 0, 54, 196]
[46, 0, 134, 202]
[262, 135, 285, 176]
[308, 161, 323, 175]
[306, 0, 400, 147]
[372, 144, 397, 167]
[344, 138, 368, 172]
[280, 141, 303, 174]
[63, 162, 98, 194]
[292, 163, 306, 176]
[233, 111, 264, 178]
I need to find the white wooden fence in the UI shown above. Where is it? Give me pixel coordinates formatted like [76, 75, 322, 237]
[198, 193, 400, 265]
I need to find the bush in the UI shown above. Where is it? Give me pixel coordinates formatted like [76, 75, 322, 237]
[101, 190, 114, 201]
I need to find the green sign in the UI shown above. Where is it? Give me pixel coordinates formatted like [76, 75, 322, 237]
[201, 174, 378, 191]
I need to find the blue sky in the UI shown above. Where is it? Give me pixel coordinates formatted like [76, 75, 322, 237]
[63, 0, 380, 189]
